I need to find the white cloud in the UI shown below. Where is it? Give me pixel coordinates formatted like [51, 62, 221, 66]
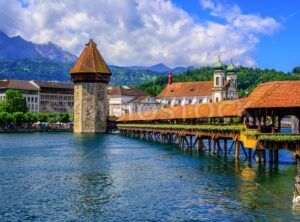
[0, 0, 280, 67]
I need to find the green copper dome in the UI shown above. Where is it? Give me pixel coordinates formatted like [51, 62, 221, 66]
[227, 63, 236, 72]
[214, 57, 223, 70]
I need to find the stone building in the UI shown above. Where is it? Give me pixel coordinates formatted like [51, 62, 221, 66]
[108, 85, 161, 117]
[70, 39, 111, 133]
[158, 58, 238, 106]
[0, 79, 39, 112]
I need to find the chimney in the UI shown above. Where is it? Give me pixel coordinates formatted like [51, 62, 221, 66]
[168, 71, 173, 85]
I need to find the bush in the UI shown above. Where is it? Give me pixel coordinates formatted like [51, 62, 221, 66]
[58, 112, 69, 123]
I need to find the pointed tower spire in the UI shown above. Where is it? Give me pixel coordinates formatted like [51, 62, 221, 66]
[70, 39, 111, 80]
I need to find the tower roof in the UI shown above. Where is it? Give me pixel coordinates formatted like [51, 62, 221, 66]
[214, 56, 223, 70]
[70, 39, 111, 75]
[227, 60, 237, 72]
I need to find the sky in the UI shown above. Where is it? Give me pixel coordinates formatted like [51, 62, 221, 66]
[0, 0, 299, 72]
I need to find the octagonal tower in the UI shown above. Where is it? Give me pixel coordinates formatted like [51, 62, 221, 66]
[70, 39, 111, 133]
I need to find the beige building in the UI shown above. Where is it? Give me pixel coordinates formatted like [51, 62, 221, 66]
[0, 79, 74, 114]
[0, 79, 39, 112]
[33, 81, 74, 114]
[108, 86, 161, 117]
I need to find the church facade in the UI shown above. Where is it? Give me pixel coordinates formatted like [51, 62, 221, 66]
[158, 59, 238, 107]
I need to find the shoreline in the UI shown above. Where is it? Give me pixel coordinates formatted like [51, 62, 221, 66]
[0, 129, 73, 133]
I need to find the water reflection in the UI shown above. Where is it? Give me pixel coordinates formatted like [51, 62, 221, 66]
[70, 134, 116, 219]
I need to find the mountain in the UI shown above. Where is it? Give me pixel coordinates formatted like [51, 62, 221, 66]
[0, 59, 164, 86]
[128, 63, 193, 74]
[0, 31, 192, 86]
[0, 31, 77, 63]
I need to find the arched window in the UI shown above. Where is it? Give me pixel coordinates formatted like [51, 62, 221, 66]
[215, 97, 219, 102]
[216, 77, 220, 86]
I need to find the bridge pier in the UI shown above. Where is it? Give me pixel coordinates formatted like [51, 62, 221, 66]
[235, 140, 240, 159]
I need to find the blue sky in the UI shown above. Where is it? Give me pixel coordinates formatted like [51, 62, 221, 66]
[1, 0, 299, 72]
[173, 0, 300, 72]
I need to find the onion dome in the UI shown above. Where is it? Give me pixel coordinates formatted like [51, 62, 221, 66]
[214, 56, 223, 70]
[227, 60, 237, 73]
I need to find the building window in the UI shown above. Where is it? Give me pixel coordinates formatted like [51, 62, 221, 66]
[216, 77, 220, 86]
[215, 97, 219, 102]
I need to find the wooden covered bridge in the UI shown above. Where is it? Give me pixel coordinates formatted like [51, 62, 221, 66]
[117, 81, 300, 164]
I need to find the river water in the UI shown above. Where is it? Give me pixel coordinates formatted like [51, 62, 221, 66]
[0, 132, 299, 221]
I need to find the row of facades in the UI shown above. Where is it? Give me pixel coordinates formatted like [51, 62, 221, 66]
[0, 59, 238, 116]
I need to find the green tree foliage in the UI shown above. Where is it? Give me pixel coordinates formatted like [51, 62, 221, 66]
[34, 113, 48, 122]
[293, 66, 300, 74]
[23, 112, 37, 124]
[12, 112, 24, 126]
[69, 114, 74, 122]
[0, 89, 28, 113]
[137, 66, 300, 97]
[46, 113, 57, 123]
[58, 112, 69, 123]
[0, 112, 13, 125]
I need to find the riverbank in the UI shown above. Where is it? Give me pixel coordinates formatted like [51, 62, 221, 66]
[0, 128, 72, 132]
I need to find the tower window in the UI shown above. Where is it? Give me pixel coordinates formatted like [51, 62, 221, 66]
[216, 77, 220, 86]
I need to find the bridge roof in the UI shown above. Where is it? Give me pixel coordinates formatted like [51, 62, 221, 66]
[117, 99, 247, 122]
[244, 81, 300, 109]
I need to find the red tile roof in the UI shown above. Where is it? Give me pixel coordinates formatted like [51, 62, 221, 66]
[158, 81, 213, 97]
[245, 81, 300, 108]
[70, 39, 111, 75]
[108, 86, 148, 97]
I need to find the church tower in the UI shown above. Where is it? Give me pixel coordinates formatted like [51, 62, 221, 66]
[226, 61, 238, 100]
[212, 57, 226, 102]
[70, 39, 111, 133]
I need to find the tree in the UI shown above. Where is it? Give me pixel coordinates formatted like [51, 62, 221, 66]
[69, 114, 74, 122]
[293, 66, 300, 74]
[0, 112, 14, 127]
[12, 112, 24, 126]
[58, 112, 69, 123]
[0, 89, 28, 113]
[33, 113, 47, 122]
[46, 113, 57, 123]
[23, 112, 37, 124]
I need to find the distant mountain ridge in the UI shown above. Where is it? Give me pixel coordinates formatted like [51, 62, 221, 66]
[0, 31, 77, 63]
[0, 30, 193, 86]
[128, 63, 194, 74]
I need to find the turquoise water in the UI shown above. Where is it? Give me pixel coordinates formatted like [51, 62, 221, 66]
[0, 133, 299, 221]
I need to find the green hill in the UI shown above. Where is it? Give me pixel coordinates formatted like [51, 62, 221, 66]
[137, 66, 300, 97]
[0, 59, 164, 86]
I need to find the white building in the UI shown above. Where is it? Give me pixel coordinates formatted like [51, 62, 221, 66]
[108, 86, 161, 117]
[158, 59, 238, 107]
[128, 96, 162, 113]
[0, 79, 74, 114]
[0, 79, 39, 112]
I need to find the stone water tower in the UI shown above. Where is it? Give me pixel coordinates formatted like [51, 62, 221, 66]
[70, 39, 111, 133]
